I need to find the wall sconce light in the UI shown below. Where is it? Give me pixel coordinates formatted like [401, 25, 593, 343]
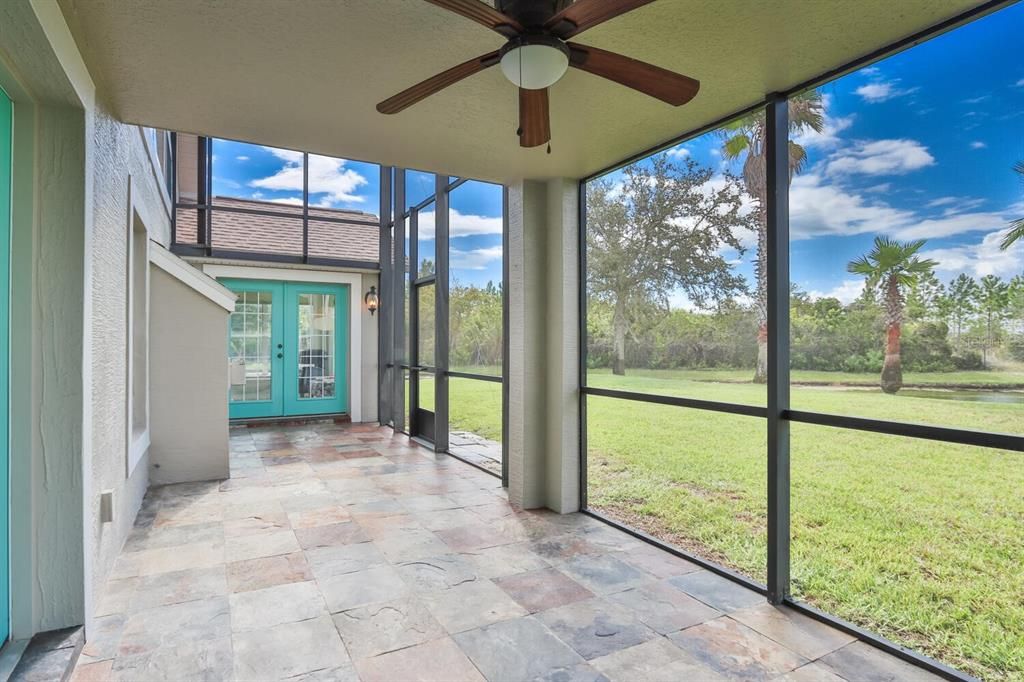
[365, 286, 379, 316]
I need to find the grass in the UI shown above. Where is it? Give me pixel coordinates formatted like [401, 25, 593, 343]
[588, 366, 1024, 388]
[441, 369, 1023, 680]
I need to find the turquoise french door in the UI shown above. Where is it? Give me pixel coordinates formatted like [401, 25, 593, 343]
[225, 279, 349, 419]
[0, 86, 12, 647]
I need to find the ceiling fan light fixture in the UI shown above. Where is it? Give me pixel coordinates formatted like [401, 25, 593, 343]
[499, 35, 570, 90]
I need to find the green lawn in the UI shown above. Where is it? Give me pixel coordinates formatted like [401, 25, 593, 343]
[441, 370, 1023, 680]
[589, 366, 1024, 388]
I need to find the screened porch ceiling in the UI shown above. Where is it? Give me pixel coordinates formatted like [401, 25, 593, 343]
[59, 0, 992, 183]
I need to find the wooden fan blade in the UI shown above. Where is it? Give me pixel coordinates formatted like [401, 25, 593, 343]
[567, 42, 699, 106]
[377, 51, 500, 114]
[424, 0, 522, 37]
[519, 88, 550, 148]
[545, 0, 655, 39]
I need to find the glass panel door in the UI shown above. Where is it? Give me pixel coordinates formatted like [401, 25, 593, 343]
[225, 280, 284, 419]
[224, 280, 349, 419]
[284, 283, 348, 416]
[0, 85, 12, 647]
[411, 281, 435, 442]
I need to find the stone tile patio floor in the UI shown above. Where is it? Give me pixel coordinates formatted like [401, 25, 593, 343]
[71, 421, 940, 682]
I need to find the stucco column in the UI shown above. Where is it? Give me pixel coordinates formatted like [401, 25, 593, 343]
[506, 178, 580, 513]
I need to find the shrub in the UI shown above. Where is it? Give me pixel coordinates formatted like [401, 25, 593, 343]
[952, 351, 984, 370]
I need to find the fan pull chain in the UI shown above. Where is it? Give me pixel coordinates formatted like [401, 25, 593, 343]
[547, 144, 551, 154]
[517, 48, 523, 138]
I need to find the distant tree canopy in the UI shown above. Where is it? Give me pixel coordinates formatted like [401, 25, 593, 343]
[586, 155, 757, 375]
[587, 272, 1024, 375]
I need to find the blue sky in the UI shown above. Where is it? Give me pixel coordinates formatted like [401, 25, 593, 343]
[599, 1, 1024, 307]
[210, 144, 504, 288]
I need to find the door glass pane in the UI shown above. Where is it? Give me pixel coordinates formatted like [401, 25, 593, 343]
[229, 290, 273, 402]
[298, 292, 336, 400]
[417, 284, 435, 367]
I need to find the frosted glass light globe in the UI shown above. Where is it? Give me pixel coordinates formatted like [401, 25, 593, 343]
[500, 43, 569, 90]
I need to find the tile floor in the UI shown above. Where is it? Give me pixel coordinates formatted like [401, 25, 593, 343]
[71, 421, 941, 682]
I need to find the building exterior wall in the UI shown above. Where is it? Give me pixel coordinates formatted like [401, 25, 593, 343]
[149, 265, 230, 485]
[0, 0, 173, 639]
[359, 272, 379, 423]
[86, 101, 173, 629]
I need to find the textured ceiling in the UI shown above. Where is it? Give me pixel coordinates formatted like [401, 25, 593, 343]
[58, 0, 990, 183]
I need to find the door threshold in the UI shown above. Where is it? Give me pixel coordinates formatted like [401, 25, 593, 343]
[231, 413, 351, 428]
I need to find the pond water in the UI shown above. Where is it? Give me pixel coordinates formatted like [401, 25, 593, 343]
[886, 388, 1022, 405]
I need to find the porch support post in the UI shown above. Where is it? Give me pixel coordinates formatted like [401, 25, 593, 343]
[765, 93, 791, 605]
[378, 166, 393, 425]
[434, 175, 450, 452]
[506, 178, 579, 511]
[392, 169, 406, 434]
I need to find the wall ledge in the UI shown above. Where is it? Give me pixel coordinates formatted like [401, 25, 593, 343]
[149, 244, 236, 311]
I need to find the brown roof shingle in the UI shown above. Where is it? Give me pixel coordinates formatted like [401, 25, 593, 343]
[175, 196, 379, 263]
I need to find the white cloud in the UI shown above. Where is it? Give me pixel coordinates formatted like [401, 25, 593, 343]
[236, 155, 250, 162]
[416, 209, 503, 241]
[268, 197, 303, 206]
[961, 95, 990, 104]
[1015, 78, 1024, 87]
[250, 149, 368, 205]
[825, 139, 935, 177]
[864, 183, 891, 193]
[922, 229, 1024, 279]
[854, 80, 919, 103]
[790, 174, 914, 239]
[665, 145, 691, 158]
[450, 246, 503, 270]
[790, 174, 1015, 241]
[858, 66, 881, 77]
[808, 279, 865, 305]
[891, 208, 1013, 240]
[854, 82, 893, 102]
[970, 141, 987, 149]
[793, 94, 854, 149]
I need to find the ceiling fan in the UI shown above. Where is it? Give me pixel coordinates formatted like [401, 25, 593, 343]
[376, 0, 700, 149]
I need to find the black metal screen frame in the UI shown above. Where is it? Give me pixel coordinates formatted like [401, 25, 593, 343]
[382, 168, 510, 484]
[169, 135, 380, 270]
[576, 2, 1020, 680]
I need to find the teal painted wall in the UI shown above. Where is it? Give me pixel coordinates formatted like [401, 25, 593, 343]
[0, 85, 12, 646]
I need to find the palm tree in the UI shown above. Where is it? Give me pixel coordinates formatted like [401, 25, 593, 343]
[848, 237, 938, 394]
[720, 90, 824, 383]
[1000, 161, 1024, 250]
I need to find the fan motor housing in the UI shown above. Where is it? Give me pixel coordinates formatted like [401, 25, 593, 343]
[498, 0, 573, 28]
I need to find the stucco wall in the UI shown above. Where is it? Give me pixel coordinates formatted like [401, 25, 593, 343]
[360, 272, 379, 423]
[149, 266, 229, 485]
[86, 99, 172, 624]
